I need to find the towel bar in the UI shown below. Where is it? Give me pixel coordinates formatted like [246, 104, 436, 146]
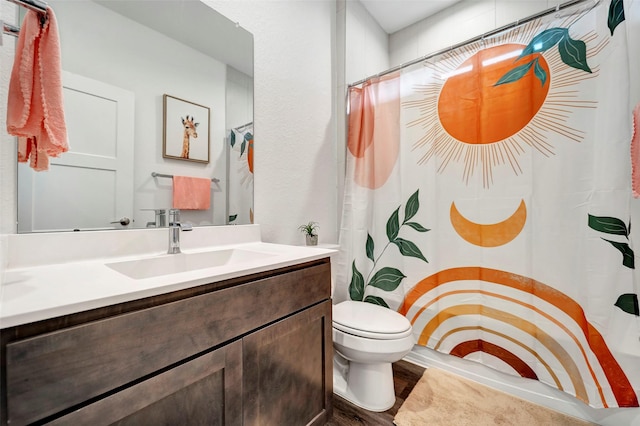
[152, 172, 220, 183]
[3, 0, 48, 36]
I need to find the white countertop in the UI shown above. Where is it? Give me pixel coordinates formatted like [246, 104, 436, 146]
[0, 225, 337, 328]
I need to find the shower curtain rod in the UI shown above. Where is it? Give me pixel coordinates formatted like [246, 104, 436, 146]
[348, 0, 599, 88]
[233, 121, 253, 131]
[3, 0, 48, 36]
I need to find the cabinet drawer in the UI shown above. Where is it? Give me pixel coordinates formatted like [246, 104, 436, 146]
[6, 262, 330, 425]
[48, 340, 242, 426]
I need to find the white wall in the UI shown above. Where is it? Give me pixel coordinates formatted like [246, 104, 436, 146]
[207, 0, 338, 246]
[390, 0, 565, 67]
[345, 0, 389, 84]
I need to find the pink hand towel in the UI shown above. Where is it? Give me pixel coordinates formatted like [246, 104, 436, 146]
[173, 176, 211, 210]
[7, 7, 68, 171]
[632, 103, 640, 197]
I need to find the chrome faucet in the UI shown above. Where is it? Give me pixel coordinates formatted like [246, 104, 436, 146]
[146, 208, 168, 228]
[168, 209, 193, 254]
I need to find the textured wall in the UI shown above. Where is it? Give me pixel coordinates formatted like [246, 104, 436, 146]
[344, 0, 389, 84]
[390, 0, 563, 67]
[208, 0, 339, 246]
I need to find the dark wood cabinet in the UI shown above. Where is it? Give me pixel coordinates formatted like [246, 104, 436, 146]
[50, 340, 243, 426]
[244, 301, 332, 426]
[0, 259, 333, 426]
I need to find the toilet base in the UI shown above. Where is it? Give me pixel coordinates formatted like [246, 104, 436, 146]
[333, 355, 396, 412]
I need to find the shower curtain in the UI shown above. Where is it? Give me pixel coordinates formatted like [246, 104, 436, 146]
[228, 126, 254, 224]
[336, 0, 639, 408]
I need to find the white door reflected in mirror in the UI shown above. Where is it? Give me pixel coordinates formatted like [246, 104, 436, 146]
[17, 72, 134, 233]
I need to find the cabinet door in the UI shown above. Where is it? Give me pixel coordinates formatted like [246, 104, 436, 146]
[48, 340, 242, 426]
[243, 301, 333, 426]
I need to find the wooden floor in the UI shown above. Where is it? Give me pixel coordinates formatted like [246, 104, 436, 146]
[326, 360, 426, 426]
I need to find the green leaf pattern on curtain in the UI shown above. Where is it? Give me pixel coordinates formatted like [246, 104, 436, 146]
[533, 58, 548, 87]
[614, 294, 639, 316]
[392, 238, 428, 262]
[588, 214, 634, 269]
[588, 214, 637, 315]
[349, 261, 365, 301]
[608, 0, 625, 35]
[364, 295, 390, 308]
[558, 36, 591, 73]
[588, 214, 629, 236]
[386, 207, 401, 241]
[366, 233, 375, 262]
[496, 26, 592, 87]
[369, 267, 406, 291]
[495, 61, 536, 86]
[518, 28, 567, 57]
[602, 239, 635, 269]
[348, 190, 430, 307]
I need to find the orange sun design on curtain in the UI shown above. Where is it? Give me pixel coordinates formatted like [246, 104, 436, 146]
[405, 20, 602, 187]
[438, 44, 549, 144]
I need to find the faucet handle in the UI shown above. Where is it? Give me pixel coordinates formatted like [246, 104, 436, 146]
[168, 209, 192, 230]
[168, 209, 180, 224]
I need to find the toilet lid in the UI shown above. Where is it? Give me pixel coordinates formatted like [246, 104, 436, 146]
[333, 301, 412, 340]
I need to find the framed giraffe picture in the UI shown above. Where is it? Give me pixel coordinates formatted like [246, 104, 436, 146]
[162, 94, 211, 163]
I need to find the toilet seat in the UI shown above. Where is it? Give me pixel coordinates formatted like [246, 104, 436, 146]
[333, 301, 412, 340]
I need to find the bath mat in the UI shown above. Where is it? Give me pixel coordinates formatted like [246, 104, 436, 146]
[394, 368, 596, 426]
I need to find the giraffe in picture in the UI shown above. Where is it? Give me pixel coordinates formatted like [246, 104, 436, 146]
[181, 115, 199, 159]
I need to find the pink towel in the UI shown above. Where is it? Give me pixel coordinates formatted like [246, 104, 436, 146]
[7, 7, 68, 171]
[172, 176, 211, 210]
[632, 103, 640, 197]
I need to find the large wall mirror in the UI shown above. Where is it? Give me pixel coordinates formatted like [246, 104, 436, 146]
[15, 0, 253, 233]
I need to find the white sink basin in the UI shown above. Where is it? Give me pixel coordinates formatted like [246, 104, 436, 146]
[106, 248, 275, 279]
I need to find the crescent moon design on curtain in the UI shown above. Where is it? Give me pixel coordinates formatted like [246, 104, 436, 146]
[450, 199, 527, 247]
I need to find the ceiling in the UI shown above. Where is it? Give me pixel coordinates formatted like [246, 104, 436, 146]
[360, 0, 461, 34]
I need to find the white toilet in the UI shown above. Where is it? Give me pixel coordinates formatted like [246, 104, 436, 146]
[332, 300, 415, 412]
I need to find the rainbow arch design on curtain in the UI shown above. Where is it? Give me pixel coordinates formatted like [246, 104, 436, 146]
[399, 267, 639, 408]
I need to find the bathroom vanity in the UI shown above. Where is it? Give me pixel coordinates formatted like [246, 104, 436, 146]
[0, 227, 334, 425]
